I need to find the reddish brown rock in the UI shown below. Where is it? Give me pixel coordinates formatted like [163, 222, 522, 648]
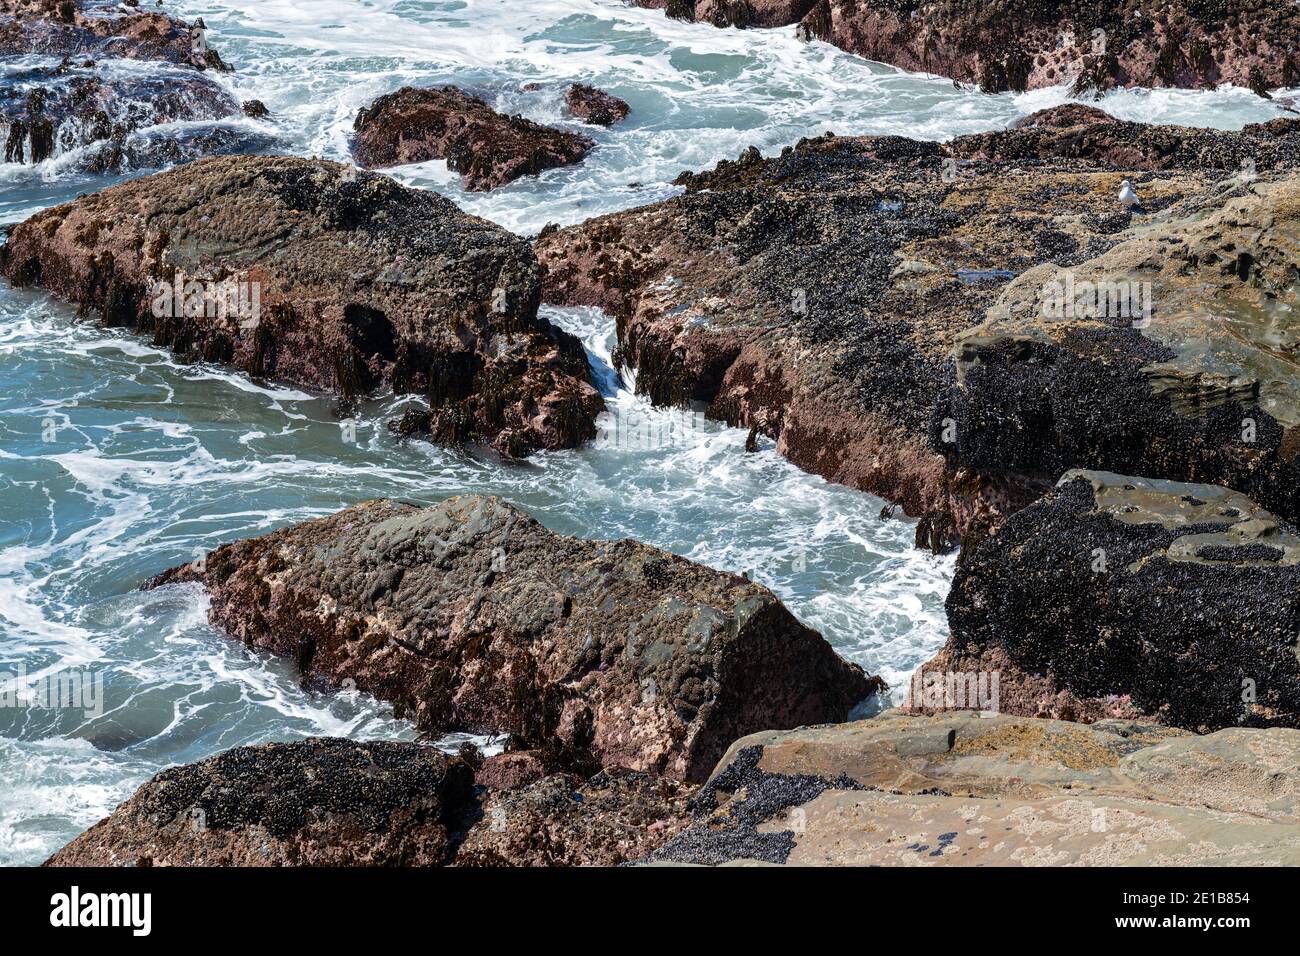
[640, 0, 1299, 97]
[0, 154, 602, 457]
[352, 85, 595, 191]
[148, 495, 879, 782]
[475, 751, 548, 790]
[45, 738, 475, 867]
[454, 769, 694, 866]
[44, 737, 694, 867]
[0, 0, 230, 70]
[564, 83, 629, 126]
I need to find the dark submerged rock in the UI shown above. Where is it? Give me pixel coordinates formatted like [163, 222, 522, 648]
[0, 59, 249, 170]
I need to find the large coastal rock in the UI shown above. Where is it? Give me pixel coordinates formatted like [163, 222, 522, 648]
[0, 154, 602, 457]
[352, 86, 594, 191]
[45, 738, 475, 866]
[536, 110, 1300, 547]
[0, 0, 229, 70]
[927, 470, 1300, 733]
[648, 710, 1300, 865]
[640, 0, 1298, 96]
[148, 495, 878, 782]
[957, 105, 1300, 170]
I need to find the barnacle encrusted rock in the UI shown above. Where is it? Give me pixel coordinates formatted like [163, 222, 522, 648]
[0, 0, 230, 70]
[147, 494, 879, 782]
[0, 154, 602, 456]
[44, 738, 475, 866]
[453, 768, 694, 866]
[925, 470, 1300, 732]
[0, 59, 257, 171]
[563, 83, 629, 127]
[933, 174, 1300, 528]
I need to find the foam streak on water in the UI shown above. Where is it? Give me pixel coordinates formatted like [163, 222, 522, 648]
[0, 0, 1290, 865]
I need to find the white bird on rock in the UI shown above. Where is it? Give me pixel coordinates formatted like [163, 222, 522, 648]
[1118, 178, 1140, 209]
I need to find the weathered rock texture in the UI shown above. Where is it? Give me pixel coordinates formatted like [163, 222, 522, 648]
[535, 110, 1300, 547]
[927, 470, 1300, 733]
[45, 738, 475, 866]
[45, 738, 696, 867]
[639, 0, 1299, 96]
[352, 85, 595, 191]
[564, 83, 629, 127]
[649, 710, 1300, 865]
[0, 0, 229, 70]
[454, 768, 694, 866]
[935, 171, 1300, 529]
[148, 495, 878, 782]
[0, 154, 601, 457]
[0, 59, 253, 171]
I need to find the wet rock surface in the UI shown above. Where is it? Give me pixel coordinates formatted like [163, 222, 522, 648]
[352, 85, 595, 191]
[0, 58, 261, 171]
[564, 83, 629, 126]
[648, 710, 1300, 866]
[0, 1, 256, 170]
[536, 109, 1300, 546]
[0, 154, 601, 457]
[929, 470, 1300, 733]
[45, 738, 475, 866]
[638, 0, 1299, 96]
[149, 495, 878, 782]
[0, 0, 229, 70]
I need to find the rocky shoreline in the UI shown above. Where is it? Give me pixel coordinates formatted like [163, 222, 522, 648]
[5, 0, 1300, 869]
[637, 0, 1298, 97]
[536, 106, 1300, 550]
[0, 154, 603, 456]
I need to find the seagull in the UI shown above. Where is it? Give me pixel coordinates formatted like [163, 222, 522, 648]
[1118, 178, 1140, 209]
